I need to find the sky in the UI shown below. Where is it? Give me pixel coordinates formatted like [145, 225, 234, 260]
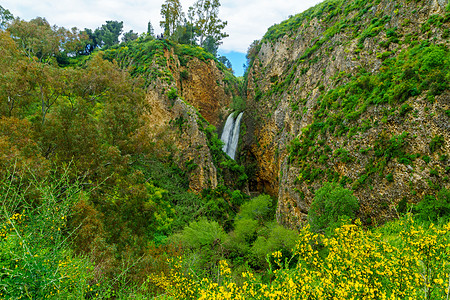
[2, 0, 323, 76]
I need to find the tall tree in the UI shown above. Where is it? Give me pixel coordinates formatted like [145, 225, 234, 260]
[147, 21, 155, 37]
[0, 5, 13, 30]
[160, 0, 184, 39]
[203, 35, 218, 56]
[176, 21, 199, 45]
[82, 28, 98, 54]
[188, 0, 228, 47]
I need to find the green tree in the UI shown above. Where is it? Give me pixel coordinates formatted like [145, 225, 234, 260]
[82, 28, 99, 54]
[122, 30, 138, 43]
[95, 20, 123, 48]
[0, 5, 13, 30]
[160, 0, 184, 39]
[7, 17, 87, 62]
[308, 182, 359, 233]
[202, 35, 218, 56]
[147, 21, 155, 37]
[0, 31, 36, 117]
[175, 21, 199, 45]
[218, 55, 232, 69]
[188, 0, 228, 47]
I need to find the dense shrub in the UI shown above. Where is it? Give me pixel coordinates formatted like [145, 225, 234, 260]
[167, 87, 178, 101]
[416, 188, 450, 221]
[308, 182, 359, 232]
[236, 194, 274, 223]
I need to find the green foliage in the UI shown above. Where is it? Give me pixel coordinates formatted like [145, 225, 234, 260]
[0, 5, 13, 30]
[416, 188, 450, 222]
[231, 95, 246, 113]
[167, 86, 179, 100]
[95, 20, 124, 48]
[160, 0, 184, 38]
[422, 47, 447, 71]
[399, 103, 413, 116]
[134, 157, 201, 233]
[249, 223, 298, 269]
[188, 0, 229, 49]
[308, 182, 359, 233]
[180, 69, 189, 80]
[374, 132, 413, 164]
[430, 135, 445, 153]
[7, 17, 88, 63]
[236, 194, 274, 223]
[386, 173, 394, 182]
[177, 218, 227, 249]
[176, 43, 216, 62]
[200, 185, 235, 230]
[0, 167, 92, 299]
[233, 218, 259, 244]
[171, 217, 227, 281]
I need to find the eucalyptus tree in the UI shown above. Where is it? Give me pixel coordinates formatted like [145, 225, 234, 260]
[160, 0, 184, 39]
[188, 0, 228, 47]
[0, 5, 13, 30]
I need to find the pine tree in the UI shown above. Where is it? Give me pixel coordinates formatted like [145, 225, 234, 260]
[147, 21, 155, 37]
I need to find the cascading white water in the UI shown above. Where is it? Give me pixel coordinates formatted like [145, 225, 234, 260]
[228, 112, 244, 159]
[220, 112, 244, 160]
[221, 113, 235, 154]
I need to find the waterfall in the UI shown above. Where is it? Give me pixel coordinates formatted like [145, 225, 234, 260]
[220, 112, 244, 159]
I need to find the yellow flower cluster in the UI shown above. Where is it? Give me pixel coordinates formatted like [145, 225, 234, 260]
[152, 217, 450, 299]
[0, 212, 24, 240]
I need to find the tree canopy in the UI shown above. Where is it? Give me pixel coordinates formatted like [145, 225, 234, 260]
[160, 0, 184, 38]
[188, 0, 228, 47]
[0, 5, 13, 30]
[159, 0, 228, 55]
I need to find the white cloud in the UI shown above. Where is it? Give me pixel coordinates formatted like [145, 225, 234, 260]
[2, 0, 323, 53]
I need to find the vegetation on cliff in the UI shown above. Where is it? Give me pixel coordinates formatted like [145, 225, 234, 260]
[244, 0, 449, 226]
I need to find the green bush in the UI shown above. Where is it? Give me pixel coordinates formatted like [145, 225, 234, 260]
[176, 218, 226, 249]
[180, 69, 189, 80]
[430, 135, 445, 153]
[249, 223, 298, 269]
[167, 87, 178, 101]
[231, 96, 246, 113]
[234, 218, 259, 244]
[308, 182, 359, 233]
[416, 188, 450, 222]
[386, 173, 394, 182]
[422, 47, 446, 71]
[236, 194, 274, 223]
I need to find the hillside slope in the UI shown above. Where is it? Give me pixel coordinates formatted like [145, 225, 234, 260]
[242, 0, 450, 227]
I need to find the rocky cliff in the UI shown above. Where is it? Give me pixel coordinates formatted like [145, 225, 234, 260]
[105, 40, 240, 192]
[242, 0, 450, 227]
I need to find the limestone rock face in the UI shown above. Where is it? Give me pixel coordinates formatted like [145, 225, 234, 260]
[178, 59, 232, 128]
[140, 49, 237, 192]
[242, 0, 450, 228]
[141, 89, 218, 193]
